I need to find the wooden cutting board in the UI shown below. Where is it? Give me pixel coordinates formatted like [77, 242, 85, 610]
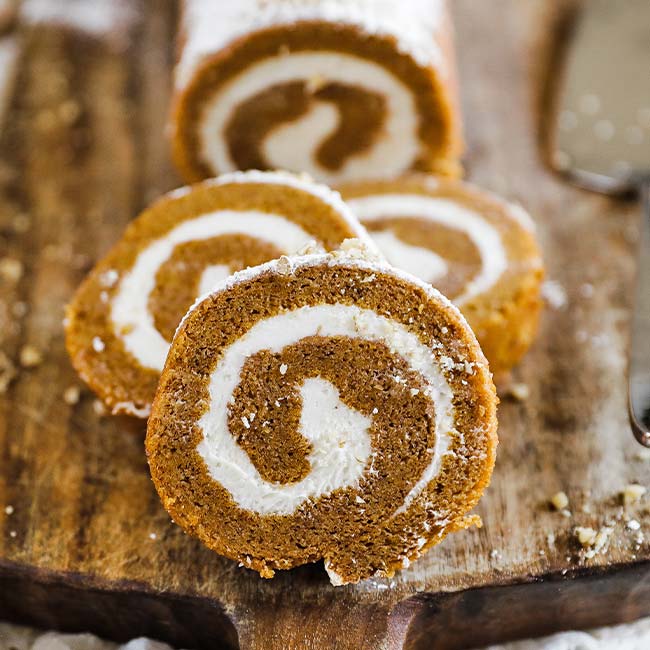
[2, 1, 650, 648]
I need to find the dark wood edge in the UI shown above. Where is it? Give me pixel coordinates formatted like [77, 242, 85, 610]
[400, 561, 650, 649]
[0, 559, 238, 650]
[3, 558, 650, 649]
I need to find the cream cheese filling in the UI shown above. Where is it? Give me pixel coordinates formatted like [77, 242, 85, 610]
[196, 303, 456, 516]
[199, 52, 420, 184]
[111, 211, 313, 371]
[347, 194, 508, 306]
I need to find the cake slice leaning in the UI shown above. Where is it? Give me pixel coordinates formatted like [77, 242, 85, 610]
[65, 170, 374, 418]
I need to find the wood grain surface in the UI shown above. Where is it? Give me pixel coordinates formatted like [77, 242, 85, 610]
[1, 1, 649, 648]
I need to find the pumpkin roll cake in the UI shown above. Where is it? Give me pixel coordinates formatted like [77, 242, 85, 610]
[146, 243, 498, 585]
[339, 176, 545, 376]
[171, 0, 463, 185]
[65, 170, 372, 418]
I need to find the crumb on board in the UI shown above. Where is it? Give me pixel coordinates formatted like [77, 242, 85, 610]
[19, 344, 42, 368]
[575, 525, 613, 559]
[92, 399, 107, 417]
[550, 491, 569, 511]
[579, 283, 594, 298]
[506, 382, 530, 401]
[4, 505, 13, 515]
[575, 526, 597, 546]
[0, 256, 23, 282]
[541, 279, 568, 309]
[622, 484, 647, 506]
[91, 336, 105, 352]
[63, 385, 81, 405]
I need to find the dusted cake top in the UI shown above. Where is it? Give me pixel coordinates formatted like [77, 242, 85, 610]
[177, 0, 447, 88]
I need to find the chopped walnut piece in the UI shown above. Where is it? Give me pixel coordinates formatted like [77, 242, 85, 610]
[622, 484, 647, 506]
[508, 382, 530, 401]
[575, 525, 613, 559]
[550, 491, 569, 511]
[575, 526, 597, 547]
[63, 385, 81, 405]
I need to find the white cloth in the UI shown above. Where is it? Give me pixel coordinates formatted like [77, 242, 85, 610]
[4, 618, 650, 649]
[0, 624, 179, 650]
[480, 617, 650, 649]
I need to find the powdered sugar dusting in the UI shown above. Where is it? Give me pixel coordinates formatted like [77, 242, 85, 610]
[541, 280, 568, 310]
[177, 0, 447, 89]
[178, 241, 483, 373]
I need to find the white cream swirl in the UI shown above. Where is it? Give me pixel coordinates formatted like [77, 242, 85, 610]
[347, 194, 508, 306]
[196, 304, 456, 516]
[111, 211, 314, 372]
[198, 52, 420, 184]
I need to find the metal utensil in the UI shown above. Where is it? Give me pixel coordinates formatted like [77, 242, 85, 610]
[551, 0, 650, 445]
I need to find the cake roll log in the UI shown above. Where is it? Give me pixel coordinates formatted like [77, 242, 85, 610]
[339, 176, 545, 376]
[171, 0, 463, 185]
[146, 244, 498, 585]
[65, 171, 373, 418]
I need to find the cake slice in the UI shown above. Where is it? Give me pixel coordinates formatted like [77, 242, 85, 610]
[146, 244, 498, 585]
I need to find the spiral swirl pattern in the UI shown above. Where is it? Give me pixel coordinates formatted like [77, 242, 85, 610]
[172, 0, 463, 183]
[147, 250, 498, 585]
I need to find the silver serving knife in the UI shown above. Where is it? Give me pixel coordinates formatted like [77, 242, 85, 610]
[551, 0, 650, 446]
